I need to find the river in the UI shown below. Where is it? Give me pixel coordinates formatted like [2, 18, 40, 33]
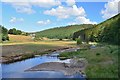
[0, 49, 85, 79]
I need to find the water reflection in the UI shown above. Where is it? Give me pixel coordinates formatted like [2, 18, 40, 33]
[1, 52, 84, 78]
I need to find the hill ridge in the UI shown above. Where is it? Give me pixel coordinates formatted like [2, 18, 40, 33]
[35, 24, 94, 39]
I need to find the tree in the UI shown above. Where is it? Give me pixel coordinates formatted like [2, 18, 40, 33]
[76, 37, 82, 45]
[8, 29, 14, 34]
[0, 25, 9, 41]
[89, 32, 94, 42]
[16, 30, 22, 35]
[12, 28, 17, 35]
[8, 28, 22, 35]
[8, 28, 17, 34]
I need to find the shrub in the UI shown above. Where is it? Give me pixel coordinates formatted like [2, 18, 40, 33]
[59, 38, 63, 41]
[96, 53, 100, 56]
[76, 38, 82, 45]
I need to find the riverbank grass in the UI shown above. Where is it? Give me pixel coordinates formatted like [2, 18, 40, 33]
[59, 44, 118, 78]
[1, 40, 76, 63]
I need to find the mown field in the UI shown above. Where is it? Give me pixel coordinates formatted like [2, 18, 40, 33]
[59, 44, 119, 78]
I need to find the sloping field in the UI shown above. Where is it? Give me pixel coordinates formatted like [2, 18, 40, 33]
[8, 34, 33, 42]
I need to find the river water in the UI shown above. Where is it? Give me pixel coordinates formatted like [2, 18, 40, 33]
[1, 49, 85, 79]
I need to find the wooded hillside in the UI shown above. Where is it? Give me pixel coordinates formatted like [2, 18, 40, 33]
[35, 24, 94, 40]
[73, 14, 120, 45]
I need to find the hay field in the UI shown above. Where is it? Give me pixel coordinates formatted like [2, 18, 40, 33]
[8, 34, 33, 42]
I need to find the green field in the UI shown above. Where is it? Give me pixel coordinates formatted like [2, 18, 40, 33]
[59, 44, 119, 78]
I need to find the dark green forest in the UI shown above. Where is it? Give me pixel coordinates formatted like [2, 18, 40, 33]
[73, 13, 120, 45]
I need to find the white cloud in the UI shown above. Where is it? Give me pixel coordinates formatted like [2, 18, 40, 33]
[31, 0, 61, 8]
[44, 5, 86, 19]
[75, 16, 97, 24]
[68, 16, 97, 25]
[2, 0, 61, 7]
[9, 17, 24, 23]
[66, 0, 76, 6]
[5, 2, 35, 14]
[37, 19, 51, 25]
[67, 22, 77, 25]
[101, 0, 119, 19]
[13, 4, 35, 14]
[3, 0, 61, 14]
[44, 4, 96, 25]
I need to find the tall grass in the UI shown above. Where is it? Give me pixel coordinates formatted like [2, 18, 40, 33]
[59, 44, 118, 78]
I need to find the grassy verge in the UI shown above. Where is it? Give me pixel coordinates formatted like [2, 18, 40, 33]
[58, 44, 119, 78]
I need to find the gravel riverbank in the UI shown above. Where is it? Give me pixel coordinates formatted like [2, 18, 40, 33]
[26, 58, 88, 76]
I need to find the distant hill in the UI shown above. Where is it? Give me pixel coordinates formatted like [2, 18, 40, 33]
[73, 13, 120, 45]
[35, 24, 94, 39]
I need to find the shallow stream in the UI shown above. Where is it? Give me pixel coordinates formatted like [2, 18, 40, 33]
[1, 49, 85, 79]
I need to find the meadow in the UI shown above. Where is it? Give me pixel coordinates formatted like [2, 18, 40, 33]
[59, 44, 119, 78]
[1, 34, 77, 63]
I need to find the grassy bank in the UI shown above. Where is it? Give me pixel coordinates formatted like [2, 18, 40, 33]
[59, 44, 118, 78]
[1, 40, 76, 63]
[2, 50, 53, 64]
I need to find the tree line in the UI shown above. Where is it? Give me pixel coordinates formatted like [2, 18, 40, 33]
[0, 25, 29, 42]
[8, 28, 22, 35]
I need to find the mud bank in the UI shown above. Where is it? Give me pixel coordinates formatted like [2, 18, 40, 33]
[1, 47, 78, 64]
[26, 58, 88, 76]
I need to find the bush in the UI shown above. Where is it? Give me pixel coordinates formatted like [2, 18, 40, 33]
[59, 38, 63, 41]
[96, 53, 100, 56]
[76, 38, 82, 45]
[16, 30, 22, 35]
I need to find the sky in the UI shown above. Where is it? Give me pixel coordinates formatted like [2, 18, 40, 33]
[1, 0, 119, 32]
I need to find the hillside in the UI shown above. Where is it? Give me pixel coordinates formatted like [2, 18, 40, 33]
[35, 24, 94, 39]
[73, 13, 120, 45]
